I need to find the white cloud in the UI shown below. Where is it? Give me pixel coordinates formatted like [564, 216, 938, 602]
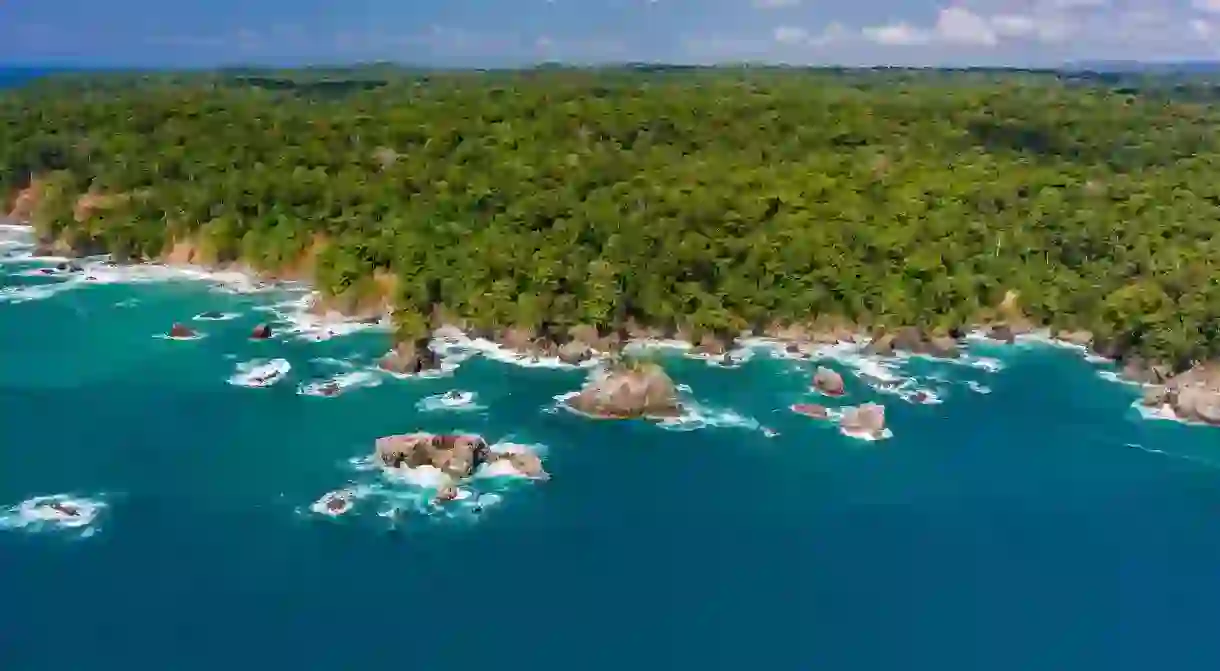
[863, 22, 931, 46]
[1049, 0, 1107, 9]
[771, 22, 849, 48]
[991, 14, 1038, 38]
[1191, 18, 1214, 38]
[936, 7, 998, 46]
[754, 0, 801, 8]
[773, 26, 810, 44]
[1193, 0, 1220, 15]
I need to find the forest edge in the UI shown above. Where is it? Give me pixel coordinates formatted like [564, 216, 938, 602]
[8, 178, 1219, 427]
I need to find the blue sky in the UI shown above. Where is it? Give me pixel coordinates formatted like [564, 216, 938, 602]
[2, 0, 1219, 67]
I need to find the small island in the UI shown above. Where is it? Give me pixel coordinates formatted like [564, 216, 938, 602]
[566, 357, 682, 419]
[3, 66, 1220, 420]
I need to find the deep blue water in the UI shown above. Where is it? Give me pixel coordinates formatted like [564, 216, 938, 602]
[4, 232, 1220, 670]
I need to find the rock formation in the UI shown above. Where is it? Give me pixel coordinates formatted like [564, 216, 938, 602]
[558, 340, 593, 365]
[374, 433, 549, 486]
[169, 323, 196, 338]
[566, 359, 682, 419]
[375, 433, 492, 480]
[791, 403, 829, 419]
[1054, 329, 1094, 347]
[694, 333, 729, 356]
[1122, 357, 1170, 386]
[867, 327, 959, 358]
[251, 324, 272, 340]
[813, 366, 845, 396]
[840, 403, 887, 438]
[378, 338, 440, 375]
[1142, 363, 1220, 426]
[484, 449, 550, 480]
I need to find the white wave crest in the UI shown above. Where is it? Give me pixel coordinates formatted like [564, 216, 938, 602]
[416, 390, 482, 412]
[297, 369, 382, 397]
[228, 358, 291, 388]
[0, 494, 105, 535]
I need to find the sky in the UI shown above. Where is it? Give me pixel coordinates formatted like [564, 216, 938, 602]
[2, 0, 1220, 68]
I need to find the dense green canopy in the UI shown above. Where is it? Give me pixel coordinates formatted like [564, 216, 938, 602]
[3, 67, 1220, 367]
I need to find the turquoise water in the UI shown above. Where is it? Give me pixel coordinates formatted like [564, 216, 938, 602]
[4, 226, 1220, 670]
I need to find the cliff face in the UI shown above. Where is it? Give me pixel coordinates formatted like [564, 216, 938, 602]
[6, 180, 44, 222]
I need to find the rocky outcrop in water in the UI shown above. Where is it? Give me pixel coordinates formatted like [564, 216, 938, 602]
[169, 323, 196, 338]
[374, 433, 549, 483]
[558, 340, 593, 365]
[1141, 363, 1220, 426]
[840, 403, 887, 438]
[484, 449, 550, 480]
[566, 360, 681, 419]
[378, 339, 440, 375]
[694, 333, 729, 357]
[251, 324, 272, 340]
[867, 327, 959, 358]
[375, 433, 492, 479]
[791, 403, 829, 419]
[1122, 357, 1170, 386]
[813, 367, 845, 396]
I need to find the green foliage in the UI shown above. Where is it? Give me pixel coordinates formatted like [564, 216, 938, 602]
[4, 67, 1220, 366]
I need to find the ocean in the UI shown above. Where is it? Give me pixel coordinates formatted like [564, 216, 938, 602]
[5, 227, 1220, 670]
[5, 70, 1220, 669]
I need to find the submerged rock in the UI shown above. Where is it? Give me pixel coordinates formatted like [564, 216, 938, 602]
[840, 403, 887, 438]
[791, 403, 829, 419]
[567, 360, 681, 419]
[813, 366, 845, 396]
[199, 310, 224, 319]
[45, 501, 80, 518]
[318, 382, 341, 397]
[250, 323, 272, 340]
[378, 338, 440, 375]
[168, 323, 196, 338]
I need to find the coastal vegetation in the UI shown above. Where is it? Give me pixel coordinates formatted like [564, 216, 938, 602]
[4, 67, 1220, 370]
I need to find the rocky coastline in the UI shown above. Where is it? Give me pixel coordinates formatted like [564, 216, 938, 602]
[8, 187, 1220, 428]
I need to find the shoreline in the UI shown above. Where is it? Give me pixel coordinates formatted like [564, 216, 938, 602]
[5, 216, 1218, 429]
[0, 218, 1162, 370]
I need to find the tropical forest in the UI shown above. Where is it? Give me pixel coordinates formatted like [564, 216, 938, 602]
[2, 66, 1220, 370]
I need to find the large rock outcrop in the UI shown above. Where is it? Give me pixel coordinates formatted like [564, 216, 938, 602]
[693, 332, 729, 357]
[375, 433, 492, 479]
[374, 433, 550, 481]
[558, 340, 593, 365]
[1054, 329, 1094, 347]
[840, 403, 887, 438]
[378, 338, 440, 375]
[1142, 363, 1220, 426]
[867, 327, 960, 358]
[484, 450, 550, 480]
[813, 366, 845, 396]
[566, 360, 682, 419]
